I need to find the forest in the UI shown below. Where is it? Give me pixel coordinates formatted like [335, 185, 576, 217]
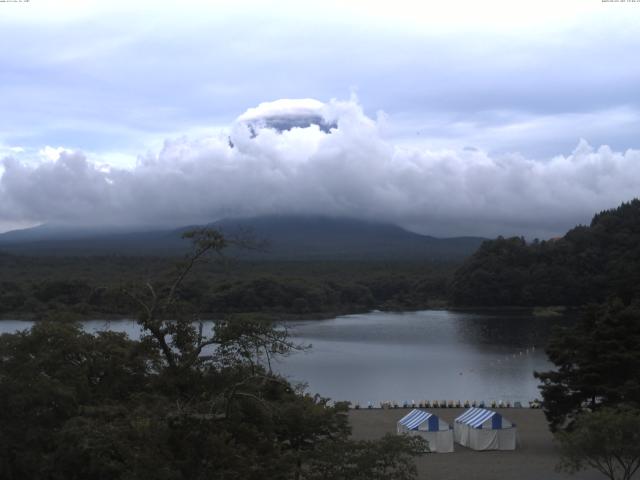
[451, 199, 640, 307]
[3, 200, 640, 319]
[0, 255, 454, 319]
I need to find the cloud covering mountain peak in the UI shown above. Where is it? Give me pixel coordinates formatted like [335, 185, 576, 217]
[234, 98, 338, 136]
[1, 98, 638, 238]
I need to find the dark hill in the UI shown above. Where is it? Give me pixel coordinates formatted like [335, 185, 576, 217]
[0, 225, 186, 257]
[0, 216, 485, 261]
[211, 216, 484, 261]
[451, 199, 640, 306]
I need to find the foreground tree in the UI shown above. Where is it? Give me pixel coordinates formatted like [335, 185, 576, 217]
[0, 321, 157, 479]
[536, 299, 640, 479]
[305, 434, 425, 480]
[0, 228, 424, 480]
[535, 301, 640, 431]
[556, 407, 640, 480]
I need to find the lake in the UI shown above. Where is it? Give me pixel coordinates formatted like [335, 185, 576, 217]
[0, 310, 563, 406]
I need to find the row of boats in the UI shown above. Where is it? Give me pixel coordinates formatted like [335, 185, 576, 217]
[353, 399, 543, 409]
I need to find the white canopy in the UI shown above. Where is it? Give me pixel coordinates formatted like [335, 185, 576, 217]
[454, 408, 517, 451]
[397, 409, 454, 453]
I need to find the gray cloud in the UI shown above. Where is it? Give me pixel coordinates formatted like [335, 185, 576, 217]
[1, 99, 639, 238]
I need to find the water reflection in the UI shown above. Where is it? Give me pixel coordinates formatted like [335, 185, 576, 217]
[275, 310, 563, 405]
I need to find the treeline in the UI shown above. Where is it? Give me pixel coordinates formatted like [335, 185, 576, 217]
[206, 274, 448, 313]
[0, 256, 454, 318]
[451, 199, 640, 307]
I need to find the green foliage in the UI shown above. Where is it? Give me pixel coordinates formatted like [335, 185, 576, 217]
[535, 302, 640, 431]
[451, 199, 640, 306]
[33, 280, 93, 305]
[0, 317, 380, 479]
[305, 434, 426, 480]
[0, 321, 157, 479]
[556, 407, 640, 480]
[0, 256, 456, 318]
[0, 281, 25, 312]
[0, 229, 424, 480]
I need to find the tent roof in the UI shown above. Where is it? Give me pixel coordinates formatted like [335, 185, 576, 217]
[455, 408, 499, 428]
[398, 409, 435, 430]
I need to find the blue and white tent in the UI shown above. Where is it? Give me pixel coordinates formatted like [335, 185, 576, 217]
[454, 408, 517, 450]
[397, 409, 454, 453]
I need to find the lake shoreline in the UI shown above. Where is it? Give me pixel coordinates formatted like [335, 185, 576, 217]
[0, 304, 582, 322]
[0, 306, 431, 322]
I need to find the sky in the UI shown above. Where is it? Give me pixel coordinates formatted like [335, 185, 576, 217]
[0, 0, 639, 238]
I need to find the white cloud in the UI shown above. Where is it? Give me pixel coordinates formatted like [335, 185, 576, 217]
[237, 98, 326, 122]
[1, 98, 639, 238]
[38, 146, 73, 161]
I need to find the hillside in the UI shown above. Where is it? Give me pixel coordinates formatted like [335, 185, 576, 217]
[0, 216, 485, 261]
[0, 215, 480, 318]
[451, 199, 640, 306]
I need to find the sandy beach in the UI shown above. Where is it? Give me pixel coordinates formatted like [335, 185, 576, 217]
[349, 408, 607, 480]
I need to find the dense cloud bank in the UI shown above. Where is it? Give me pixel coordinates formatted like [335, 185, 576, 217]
[1, 99, 639, 238]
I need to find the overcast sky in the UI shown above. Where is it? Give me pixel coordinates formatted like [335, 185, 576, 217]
[1, 0, 639, 237]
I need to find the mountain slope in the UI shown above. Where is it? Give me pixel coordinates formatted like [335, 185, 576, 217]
[0, 216, 485, 260]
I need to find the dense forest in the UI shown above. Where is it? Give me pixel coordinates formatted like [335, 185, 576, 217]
[451, 199, 640, 307]
[0, 216, 472, 319]
[0, 254, 455, 319]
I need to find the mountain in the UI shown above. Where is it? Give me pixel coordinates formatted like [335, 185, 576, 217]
[0, 224, 186, 257]
[0, 216, 485, 260]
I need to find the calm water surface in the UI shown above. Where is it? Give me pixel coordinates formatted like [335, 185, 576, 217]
[0, 310, 564, 405]
[276, 310, 563, 406]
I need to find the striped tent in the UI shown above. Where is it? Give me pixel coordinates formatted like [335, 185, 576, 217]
[454, 408, 517, 451]
[397, 409, 454, 453]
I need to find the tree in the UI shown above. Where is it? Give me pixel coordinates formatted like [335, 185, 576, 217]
[451, 199, 640, 307]
[0, 321, 156, 479]
[535, 301, 640, 431]
[0, 228, 425, 480]
[123, 228, 233, 371]
[556, 407, 640, 480]
[305, 434, 426, 480]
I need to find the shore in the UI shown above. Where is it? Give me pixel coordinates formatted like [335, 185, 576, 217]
[349, 408, 605, 480]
